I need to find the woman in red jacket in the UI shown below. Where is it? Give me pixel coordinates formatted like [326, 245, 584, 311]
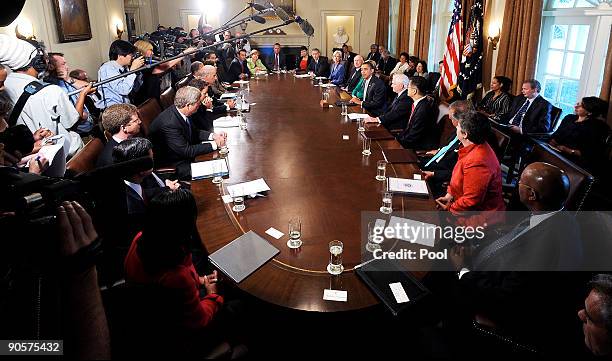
[124, 188, 223, 349]
[436, 112, 505, 215]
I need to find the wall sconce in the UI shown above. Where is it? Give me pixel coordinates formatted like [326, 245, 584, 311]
[15, 18, 35, 40]
[487, 22, 500, 51]
[115, 20, 125, 39]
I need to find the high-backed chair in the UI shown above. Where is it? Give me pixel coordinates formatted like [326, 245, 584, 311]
[65, 138, 105, 176]
[159, 87, 176, 110]
[530, 105, 563, 140]
[137, 98, 162, 136]
[175, 76, 191, 89]
[488, 127, 511, 163]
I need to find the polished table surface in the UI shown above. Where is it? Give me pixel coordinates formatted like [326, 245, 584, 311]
[191, 74, 438, 312]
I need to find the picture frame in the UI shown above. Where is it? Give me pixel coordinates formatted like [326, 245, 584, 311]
[52, 0, 92, 42]
[253, 0, 296, 18]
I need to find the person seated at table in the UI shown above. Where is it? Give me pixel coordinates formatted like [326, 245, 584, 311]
[420, 100, 474, 197]
[365, 43, 381, 63]
[186, 79, 214, 132]
[349, 61, 386, 116]
[342, 55, 364, 92]
[397, 76, 439, 150]
[192, 64, 236, 115]
[246, 49, 267, 76]
[364, 73, 412, 130]
[389, 52, 410, 78]
[502, 79, 552, 135]
[227, 49, 250, 83]
[148, 86, 227, 179]
[307, 48, 330, 78]
[329, 50, 346, 86]
[435, 111, 505, 214]
[477, 76, 513, 121]
[202, 59, 228, 97]
[376, 49, 397, 78]
[204, 52, 229, 85]
[549, 96, 610, 174]
[124, 188, 228, 357]
[96, 104, 142, 167]
[414, 60, 429, 79]
[295, 46, 313, 74]
[265, 42, 286, 72]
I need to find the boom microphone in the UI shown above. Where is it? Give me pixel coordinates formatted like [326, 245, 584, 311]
[295, 16, 314, 37]
[269, 3, 314, 36]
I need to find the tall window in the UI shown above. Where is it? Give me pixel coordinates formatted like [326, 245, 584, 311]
[536, 1, 612, 117]
[429, 0, 454, 67]
[388, 0, 401, 55]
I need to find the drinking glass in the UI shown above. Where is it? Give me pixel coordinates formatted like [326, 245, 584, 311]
[380, 192, 393, 214]
[358, 118, 365, 132]
[365, 221, 382, 253]
[239, 113, 247, 130]
[362, 136, 371, 156]
[327, 240, 344, 275]
[232, 185, 245, 212]
[287, 217, 302, 249]
[376, 160, 387, 181]
[219, 144, 229, 155]
[212, 160, 223, 184]
[341, 103, 348, 116]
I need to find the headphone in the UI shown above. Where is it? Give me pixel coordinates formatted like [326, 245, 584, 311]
[26, 42, 48, 74]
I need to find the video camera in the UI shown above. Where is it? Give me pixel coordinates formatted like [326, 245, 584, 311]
[144, 27, 191, 58]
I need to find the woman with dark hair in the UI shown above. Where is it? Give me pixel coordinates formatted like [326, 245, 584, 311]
[549, 96, 610, 173]
[414, 60, 428, 78]
[477, 76, 513, 121]
[436, 113, 505, 214]
[295, 46, 313, 74]
[124, 189, 223, 344]
[390, 52, 410, 77]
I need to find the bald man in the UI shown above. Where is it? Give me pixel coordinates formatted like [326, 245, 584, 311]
[343, 55, 364, 93]
[193, 64, 235, 114]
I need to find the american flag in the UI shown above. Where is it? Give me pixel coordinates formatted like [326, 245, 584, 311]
[440, 0, 462, 100]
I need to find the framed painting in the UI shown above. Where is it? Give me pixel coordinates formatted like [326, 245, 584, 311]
[52, 0, 92, 42]
[253, 0, 296, 18]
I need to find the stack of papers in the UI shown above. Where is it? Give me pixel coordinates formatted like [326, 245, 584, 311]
[220, 93, 237, 99]
[294, 73, 311, 78]
[213, 116, 241, 128]
[255, 71, 268, 76]
[235, 80, 250, 85]
[190, 159, 229, 180]
[348, 113, 370, 120]
[320, 83, 337, 88]
[227, 178, 271, 197]
[387, 177, 429, 197]
[237, 102, 250, 112]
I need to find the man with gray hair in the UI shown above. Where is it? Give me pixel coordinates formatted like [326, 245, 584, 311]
[420, 100, 475, 197]
[148, 86, 227, 179]
[579, 274, 612, 357]
[342, 54, 364, 93]
[364, 73, 413, 130]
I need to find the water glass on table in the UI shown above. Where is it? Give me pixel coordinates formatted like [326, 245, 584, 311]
[212, 160, 223, 184]
[232, 185, 246, 212]
[362, 136, 371, 156]
[380, 192, 393, 214]
[287, 217, 302, 249]
[327, 240, 344, 275]
[376, 160, 387, 181]
[365, 221, 382, 253]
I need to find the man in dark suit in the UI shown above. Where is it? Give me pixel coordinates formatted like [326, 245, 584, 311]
[376, 49, 398, 77]
[420, 100, 473, 197]
[96, 103, 142, 168]
[191, 64, 236, 115]
[148, 86, 226, 179]
[342, 55, 364, 93]
[307, 48, 330, 78]
[266, 42, 286, 71]
[341, 44, 357, 64]
[397, 76, 440, 150]
[364, 73, 412, 130]
[350, 61, 386, 116]
[502, 79, 552, 134]
[365, 43, 381, 63]
[227, 49, 250, 83]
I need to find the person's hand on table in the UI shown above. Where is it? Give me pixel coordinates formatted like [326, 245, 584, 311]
[213, 133, 226, 148]
[364, 116, 379, 124]
[226, 99, 236, 109]
[425, 149, 439, 156]
[350, 97, 363, 105]
[165, 179, 181, 190]
[422, 171, 434, 180]
[435, 193, 453, 211]
[201, 270, 219, 295]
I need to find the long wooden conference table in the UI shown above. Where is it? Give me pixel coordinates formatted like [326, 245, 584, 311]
[191, 74, 438, 312]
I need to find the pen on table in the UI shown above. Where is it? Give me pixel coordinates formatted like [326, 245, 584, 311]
[353, 258, 376, 270]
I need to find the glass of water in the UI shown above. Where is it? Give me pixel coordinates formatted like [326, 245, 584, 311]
[358, 118, 365, 132]
[365, 221, 382, 253]
[380, 192, 393, 214]
[327, 240, 344, 275]
[341, 103, 348, 116]
[376, 160, 387, 181]
[212, 160, 223, 184]
[232, 185, 245, 212]
[362, 136, 372, 156]
[219, 144, 229, 155]
[287, 217, 302, 249]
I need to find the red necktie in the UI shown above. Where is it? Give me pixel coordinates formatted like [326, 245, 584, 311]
[408, 103, 416, 125]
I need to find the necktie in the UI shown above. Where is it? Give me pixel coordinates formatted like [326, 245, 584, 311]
[408, 103, 416, 125]
[275, 54, 279, 69]
[473, 217, 531, 269]
[240, 61, 244, 74]
[363, 79, 369, 101]
[511, 100, 530, 126]
[425, 136, 459, 167]
[186, 117, 193, 140]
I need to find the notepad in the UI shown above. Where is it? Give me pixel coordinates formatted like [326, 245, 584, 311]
[209, 231, 280, 283]
[227, 178, 271, 197]
[220, 93, 237, 99]
[294, 73, 311, 78]
[213, 116, 241, 128]
[320, 83, 336, 88]
[190, 159, 229, 180]
[387, 177, 429, 197]
[348, 113, 370, 120]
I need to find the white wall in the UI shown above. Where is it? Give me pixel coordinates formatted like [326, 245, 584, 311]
[155, 0, 379, 55]
[0, 0, 125, 78]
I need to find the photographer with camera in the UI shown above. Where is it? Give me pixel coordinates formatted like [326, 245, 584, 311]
[1, 35, 94, 158]
[96, 40, 145, 109]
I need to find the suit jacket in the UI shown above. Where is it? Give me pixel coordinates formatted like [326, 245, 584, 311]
[502, 95, 552, 134]
[377, 56, 397, 76]
[227, 58, 249, 83]
[397, 96, 440, 151]
[329, 62, 346, 85]
[365, 51, 381, 63]
[190, 107, 214, 133]
[379, 90, 412, 130]
[344, 67, 362, 92]
[96, 137, 119, 168]
[148, 106, 213, 177]
[361, 76, 386, 117]
[307, 57, 330, 77]
[265, 52, 286, 71]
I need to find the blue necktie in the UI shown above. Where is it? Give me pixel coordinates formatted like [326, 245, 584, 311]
[425, 136, 459, 167]
[186, 117, 193, 140]
[511, 100, 530, 126]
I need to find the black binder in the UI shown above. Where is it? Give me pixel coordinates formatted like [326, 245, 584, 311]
[355, 259, 430, 316]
